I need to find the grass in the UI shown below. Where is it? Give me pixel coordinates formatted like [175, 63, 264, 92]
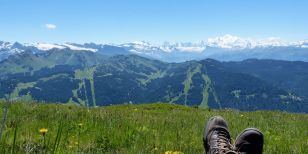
[0, 101, 307, 153]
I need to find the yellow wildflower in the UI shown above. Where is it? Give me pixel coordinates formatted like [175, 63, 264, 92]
[39, 128, 48, 136]
[78, 123, 83, 128]
[165, 151, 184, 154]
[165, 151, 173, 154]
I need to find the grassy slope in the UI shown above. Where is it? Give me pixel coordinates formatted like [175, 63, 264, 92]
[74, 68, 97, 106]
[0, 102, 307, 153]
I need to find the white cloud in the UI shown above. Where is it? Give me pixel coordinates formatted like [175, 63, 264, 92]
[45, 24, 56, 30]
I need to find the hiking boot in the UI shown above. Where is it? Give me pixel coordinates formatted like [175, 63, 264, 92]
[234, 128, 264, 154]
[203, 116, 237, 154]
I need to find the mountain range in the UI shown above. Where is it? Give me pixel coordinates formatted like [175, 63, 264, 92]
[2, 35, 308, 63]
[0, 46, 308, 113]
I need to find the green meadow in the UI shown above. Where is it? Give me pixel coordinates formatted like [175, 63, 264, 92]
[0, 101, 307, 153]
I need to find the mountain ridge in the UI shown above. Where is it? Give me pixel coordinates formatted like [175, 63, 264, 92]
[0, 50, 307, 113]
[2, 35, 308, 62]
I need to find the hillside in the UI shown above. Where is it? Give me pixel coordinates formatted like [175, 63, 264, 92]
[0, 50, 308, 112]
[224, 59, 308, 99]
[0, 102, 307, 153]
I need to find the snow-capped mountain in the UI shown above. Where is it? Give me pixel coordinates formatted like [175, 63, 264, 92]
[116, 35, 308, 62]
[0, 41, 25, 61]
[26, 42, 98, 52]
[206, 35, 293, 49]
[119, 41, 208, 53]
[119, 35, 308, 52]
[0, 41, 99, 61]
[120, 41, 163, 54]
[1, 35, 308, 62]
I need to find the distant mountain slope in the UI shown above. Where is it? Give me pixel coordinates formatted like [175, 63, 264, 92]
[0, 51, 307, 112]
[224, 59, 308, 100]
[0, 49, 106, 76]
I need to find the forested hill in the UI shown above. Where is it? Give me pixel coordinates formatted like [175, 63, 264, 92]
[0, 49, 307, 112]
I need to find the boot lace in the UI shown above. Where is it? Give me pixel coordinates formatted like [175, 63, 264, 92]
[210, 129, 237, 154]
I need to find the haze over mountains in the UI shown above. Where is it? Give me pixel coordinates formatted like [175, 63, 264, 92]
[2, 35, 308, 63]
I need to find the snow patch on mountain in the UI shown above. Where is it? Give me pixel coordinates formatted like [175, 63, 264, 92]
[30, 43, 66, 50]
[159, 42, 207, 53]
[0, 42, 25, 54]
[175, 46, 205, 53]
[255, 37, 288, 47]
[0, 41, 12, 49]
[120, 41, 163, 54]
[206, 35, 293, 49]
[63, 43, 97, 52]
[302, 45, 308, 48]
[24, 43, 97, 52]
[207, 34, 252, 49]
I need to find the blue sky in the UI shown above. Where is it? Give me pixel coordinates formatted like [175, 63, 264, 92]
[0, 0, 307, 44]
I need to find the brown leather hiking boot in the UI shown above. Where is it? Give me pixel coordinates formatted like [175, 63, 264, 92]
[234, 128, 264, 154]
[203, 116, 237, 154]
